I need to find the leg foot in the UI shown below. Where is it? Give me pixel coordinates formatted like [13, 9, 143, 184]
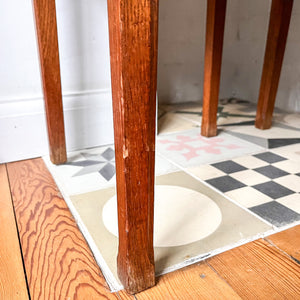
[201, 0, 227, 137]
[255, 0, 293, 130]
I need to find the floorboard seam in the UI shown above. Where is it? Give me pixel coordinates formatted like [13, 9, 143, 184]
[5, 163, 32, 300]
[205, 260, 241, 297]
[264, 237, 300, 265]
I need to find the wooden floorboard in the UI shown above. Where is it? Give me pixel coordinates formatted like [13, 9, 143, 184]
[266, 225, 300, 263]
[118, 290, 136, 300]
[4, 158, 300, 299]
[134, 262, 241, 300]
[6, 159, 120, 300]
[0, 164, 29, 300]
[208, 239, 300, 299]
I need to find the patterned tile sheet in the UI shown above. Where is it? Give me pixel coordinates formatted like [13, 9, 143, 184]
[189, 148, 300, 227]
[44, 99, 299, 291]
[44, 145, 178, 195]
[157, 128, 263, 168]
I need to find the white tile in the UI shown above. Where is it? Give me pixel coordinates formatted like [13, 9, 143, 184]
[225, 186, 273, 208]
[70, 170, 272, 290]
[277, 194, 300, 214]
[103, 185, 223, 247]
[177, 113, 202, 125]
[45, 145, 179, 195]
[228, 125, 300, 139]
[271, 144, 300, 162]
[217, 116, 254, 126]
[157, 129, 263, 168]
[160, 103, 202, 113]
[232, 154, 268, 169]
[155, 155, 179, 176]
[274, 113, 300, 129]
[274, 175, 300, 193]
[230, 170, 270, 186]
[44, 145, 117, 195]
[157, 112, 196, 135]
[272, 160, 300, 174]
[188, 164, 226, 180]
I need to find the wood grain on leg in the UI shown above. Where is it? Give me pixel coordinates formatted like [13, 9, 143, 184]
[255, 0, 293, 129]
[208, 239, 300, 299]
[201, 0, 227, 137]
[7, 159, 119, 300]
[33, 0, 67, 164]
[0, 165, 29, 300]
[107, 0, 158, 294]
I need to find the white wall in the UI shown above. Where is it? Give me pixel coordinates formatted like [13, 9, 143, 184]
[0, 0, 114, 163]
[0, 0, 299, 163]
[158, 0, 300, 113]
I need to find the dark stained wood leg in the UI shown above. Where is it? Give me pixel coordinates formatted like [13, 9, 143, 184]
[107, 0, 158, 294]
[201, 0, 227, 137]
[255, 0, 293, 130]
[33, 0, 67, 164]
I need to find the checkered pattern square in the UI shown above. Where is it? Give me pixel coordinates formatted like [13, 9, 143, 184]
[200, 151, 300, 227]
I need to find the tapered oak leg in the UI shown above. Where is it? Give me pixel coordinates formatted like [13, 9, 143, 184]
[107, 0, 158, 294]
[255, 0, 293, 129]
[201, 0, 227, 137]
[33, 0, 67, 164]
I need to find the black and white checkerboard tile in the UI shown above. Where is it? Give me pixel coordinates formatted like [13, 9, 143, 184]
[197, 151, 300, 227]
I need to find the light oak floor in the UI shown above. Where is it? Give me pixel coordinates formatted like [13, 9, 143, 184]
[0, 158, 299, 299]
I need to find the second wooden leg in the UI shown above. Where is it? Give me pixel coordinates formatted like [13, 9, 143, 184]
[201, 0, 227, 137]
[255, 0, 293, 129]
[33, 0, 67, 164]
[107, 0, 158, 294]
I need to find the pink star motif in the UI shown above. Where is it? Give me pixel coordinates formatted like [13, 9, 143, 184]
[159, 134, 240, 161]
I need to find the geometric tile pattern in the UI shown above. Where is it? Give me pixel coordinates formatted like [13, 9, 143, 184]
[44, 146, 118, 195]
[206, 175, 246, 193]
[157, 100, 300, 228]
[250, 202, 300, 228]
[211, 160, 247, 173]
[253, 165, 289, 179]
[44, 145, 179, 196]
[175, 104, 256, 123]
[196, 151, 300, 227]
[68, 146, 116, 180]
[252, 181, 293, 199]
[43, 99, 300, 291]
[225, 124, 300, 149]
[157, 129, 263, 168]
[254, 152, 287, 164]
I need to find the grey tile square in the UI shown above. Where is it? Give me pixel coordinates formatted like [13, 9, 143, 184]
[212, 160, 247, 174]
[99, 163, 115, 181]
[250, 201, 300, 227]
[296, 173, 300, 177]
[101, 147, 115, 161]
[206, 175, 246, 193]
[254, 165, 289, 179]
[252, 181, 294, 199]
[254, 152, 287, 164]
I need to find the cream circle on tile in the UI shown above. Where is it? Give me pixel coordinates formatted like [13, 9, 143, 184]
[102, 185, 222, 247]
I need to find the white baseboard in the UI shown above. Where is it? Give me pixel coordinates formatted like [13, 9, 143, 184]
[0, 89, 114, 163]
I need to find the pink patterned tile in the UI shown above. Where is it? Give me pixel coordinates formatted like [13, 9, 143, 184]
[157, 129, 263, 167]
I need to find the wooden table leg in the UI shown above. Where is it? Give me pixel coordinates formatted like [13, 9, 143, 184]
[107, 0, 158, 294]
[33, 0, 67, 164]
[255, 0, 293, 130]
[201, 0, 227, 137]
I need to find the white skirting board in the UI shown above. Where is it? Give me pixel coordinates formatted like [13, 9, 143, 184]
[0, 89, 114, 163]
